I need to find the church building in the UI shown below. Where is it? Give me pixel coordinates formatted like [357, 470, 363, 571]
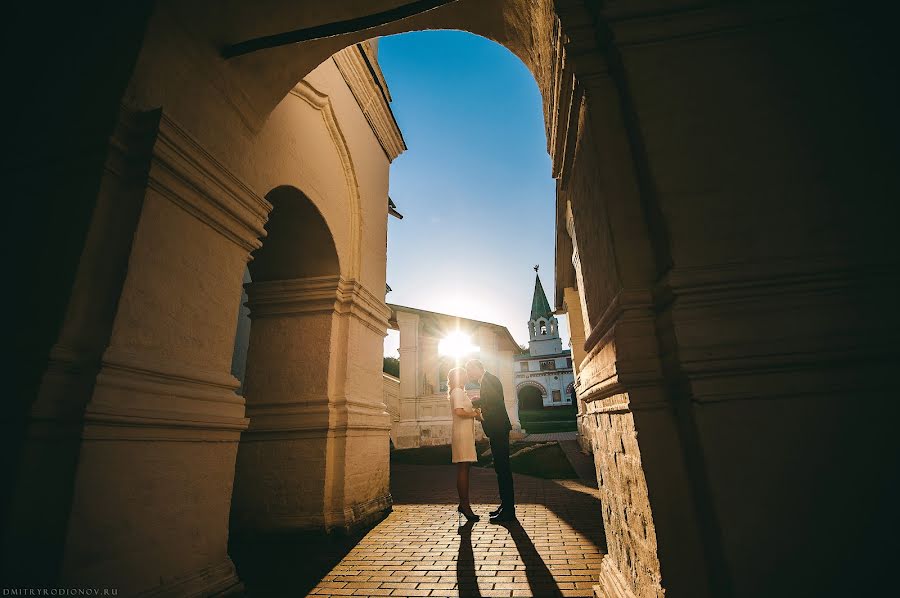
[514, 268, 575, 409]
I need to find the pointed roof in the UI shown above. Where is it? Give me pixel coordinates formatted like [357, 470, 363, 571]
[530, 270, 553, 321]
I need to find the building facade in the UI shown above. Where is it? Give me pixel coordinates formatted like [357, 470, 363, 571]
[386, 304, 522, 449]
[514, 269, 575, 408]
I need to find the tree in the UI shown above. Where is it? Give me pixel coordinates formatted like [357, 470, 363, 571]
[383, 356, 400, 378]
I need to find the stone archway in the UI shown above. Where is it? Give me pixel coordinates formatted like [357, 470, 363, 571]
[229, 186, 389, 533]
[517, 380, 547, 412]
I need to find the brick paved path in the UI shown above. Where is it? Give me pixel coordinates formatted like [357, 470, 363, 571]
[306, 463, 606, 597]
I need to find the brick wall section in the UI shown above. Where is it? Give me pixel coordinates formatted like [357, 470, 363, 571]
[584, 400, 664, 598]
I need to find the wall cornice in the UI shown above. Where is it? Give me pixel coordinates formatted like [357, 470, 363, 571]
[246, 275, 391, 335]
[146, 110, 272, 254]
[332, 41, 407, 162]
[289, 80, 363, 277]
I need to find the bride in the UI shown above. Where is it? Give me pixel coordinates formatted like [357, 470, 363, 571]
[447, 367, 483, 522]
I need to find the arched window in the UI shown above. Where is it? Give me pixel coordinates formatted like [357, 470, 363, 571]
[539, 320, 547, 335]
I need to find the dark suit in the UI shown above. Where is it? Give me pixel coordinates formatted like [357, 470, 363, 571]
[473, 371, 515, 512]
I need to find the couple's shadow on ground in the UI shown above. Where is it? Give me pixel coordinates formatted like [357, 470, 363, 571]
[457, 519, 564, 598]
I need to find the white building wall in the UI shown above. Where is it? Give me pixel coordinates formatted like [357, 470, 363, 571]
[514, 353, 575, 407]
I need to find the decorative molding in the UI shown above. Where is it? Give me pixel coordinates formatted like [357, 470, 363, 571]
[86, 347, 249, 436]
[516, 379, 548, 396]
[604, 1, 821, 48]
[333, 42, 407, 161]
[551, 1, 611, 184]
[104, 106, 159, 182]
[337, 277, 394, 335]
[584, 289, 655, 354]
[657, 257, 898, 308]
[246, 275, 345, 317]
[289, 80, 363, 278]
[246, 275, 392, 335]
[146, 111, 271, 254]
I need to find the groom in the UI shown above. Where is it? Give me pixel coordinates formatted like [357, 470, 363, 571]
[466, 359, 515, 522]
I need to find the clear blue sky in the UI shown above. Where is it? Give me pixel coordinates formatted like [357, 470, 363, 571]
[378, 31, 569, 356]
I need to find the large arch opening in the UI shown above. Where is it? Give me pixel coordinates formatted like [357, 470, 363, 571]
[229, 186, 346, 534]
[378, 28, 561, 442]
[517, 382, 546, 412]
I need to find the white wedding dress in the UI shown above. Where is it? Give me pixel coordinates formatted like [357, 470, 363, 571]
[450, 387, 477, 463]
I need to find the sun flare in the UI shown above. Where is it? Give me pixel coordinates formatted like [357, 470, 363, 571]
[438, 331, 479, 359]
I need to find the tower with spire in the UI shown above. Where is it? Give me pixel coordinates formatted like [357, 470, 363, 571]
[513, 266, 575, 409]
[527, 265, 563, 356]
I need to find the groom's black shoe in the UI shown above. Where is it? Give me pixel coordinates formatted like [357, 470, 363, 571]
[489, 505, 503, 517]
[489, 508, 516, 523]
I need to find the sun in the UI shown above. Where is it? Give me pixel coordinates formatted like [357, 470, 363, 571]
[438, 331, 479, 359]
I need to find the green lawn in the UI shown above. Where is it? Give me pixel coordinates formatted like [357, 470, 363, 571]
[519, 405, 577, 423]
[521, 420, 577, 434]
[519, 406, 577, 434]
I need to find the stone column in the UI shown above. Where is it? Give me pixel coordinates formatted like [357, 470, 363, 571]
[2, 107, 159, 585]
[56, 111, 270, 596]
[563, 285, 590, 452]
[554, 6, 711, 596]
[231, 276, 392, 532]
[419, 336, 439, 396]
[394, 310, 419, 448]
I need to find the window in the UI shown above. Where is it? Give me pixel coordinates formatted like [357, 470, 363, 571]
[519, 361, 530, 372]
[566, 357, 572, 368]
[552, 390, 562, 403]
[540, 323, 547, 335]
[539, 359, 555, 371]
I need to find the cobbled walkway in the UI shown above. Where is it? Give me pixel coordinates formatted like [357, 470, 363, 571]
[306, 463, 606, 597]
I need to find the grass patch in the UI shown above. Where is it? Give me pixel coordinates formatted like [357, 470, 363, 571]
[521, 420, 577, 434]
[519, 406, 577, 424]
[390, 439, 579, 479]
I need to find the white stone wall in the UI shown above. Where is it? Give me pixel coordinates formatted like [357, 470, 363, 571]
[514, 354, 575, 407]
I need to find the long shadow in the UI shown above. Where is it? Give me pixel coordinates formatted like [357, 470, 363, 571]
[457, 520, 483, 598]
[392, 462, 607, 553]
[229, 524, 378, 597]
[500, 520, 564, 598]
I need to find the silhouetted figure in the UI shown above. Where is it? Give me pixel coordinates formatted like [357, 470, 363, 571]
[466, 359, 515, 522]
[448, 367, 481, 522]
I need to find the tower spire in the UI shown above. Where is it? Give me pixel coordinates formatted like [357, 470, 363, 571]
[530, 267, 552, 321]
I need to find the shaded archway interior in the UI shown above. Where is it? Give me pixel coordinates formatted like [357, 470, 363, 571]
[249, 185, 340, 281]
[517, 385, 545, 412]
